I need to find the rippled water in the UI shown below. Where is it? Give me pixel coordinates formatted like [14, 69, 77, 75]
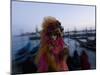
[12, 36, 96, 69]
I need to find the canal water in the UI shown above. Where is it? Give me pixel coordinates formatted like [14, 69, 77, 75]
[12, 35, 96, 69]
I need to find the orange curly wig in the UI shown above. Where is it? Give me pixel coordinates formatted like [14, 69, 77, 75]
[35, 16, 69, 72]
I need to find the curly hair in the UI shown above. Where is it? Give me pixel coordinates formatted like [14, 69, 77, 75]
[35, 16, 69, 72]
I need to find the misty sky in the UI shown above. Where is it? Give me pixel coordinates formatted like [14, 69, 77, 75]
[12, 1, 95, 35]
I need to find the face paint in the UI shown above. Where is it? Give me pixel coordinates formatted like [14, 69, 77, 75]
[52, 35, 57, 40]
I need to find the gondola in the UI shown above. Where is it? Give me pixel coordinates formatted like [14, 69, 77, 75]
[12, 42, 40, 74]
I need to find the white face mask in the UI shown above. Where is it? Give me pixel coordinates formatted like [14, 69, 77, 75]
[52, 35, 57, 40]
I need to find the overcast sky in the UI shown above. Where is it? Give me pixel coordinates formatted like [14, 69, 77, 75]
[12, 1, 95, 35]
